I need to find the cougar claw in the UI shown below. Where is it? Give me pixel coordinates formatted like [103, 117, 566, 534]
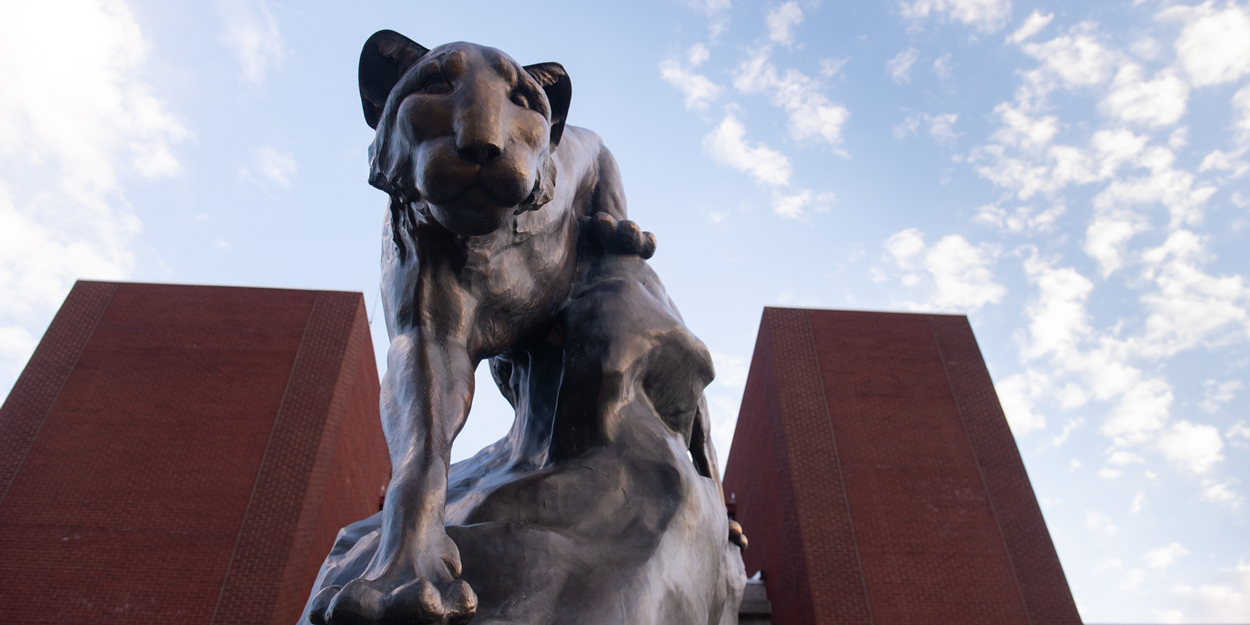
[583, 213, 657, 259]
[318, 576, 477, 624]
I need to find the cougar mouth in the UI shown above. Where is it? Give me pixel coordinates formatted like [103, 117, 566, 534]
[415, 146, 538, 235]
[425, 185, 520, 236]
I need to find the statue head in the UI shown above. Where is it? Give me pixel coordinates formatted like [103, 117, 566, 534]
[358, 31, 570, 237]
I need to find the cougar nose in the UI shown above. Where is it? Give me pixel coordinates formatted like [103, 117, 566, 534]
[457, 141, 502, 165]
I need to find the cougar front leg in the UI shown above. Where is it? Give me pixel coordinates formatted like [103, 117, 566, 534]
[315, 331, 477, 625]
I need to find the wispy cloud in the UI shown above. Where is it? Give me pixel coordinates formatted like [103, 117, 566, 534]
[702, 109, 792, 186]
[1005, 10, 1054, 45]
[239, 144, 297, 187]
[217, 0, 284, 86]
[733, 47, 851, 151]
[1144, 543, 1190, 572]
[894, 112, 960, 145]
[684, 0, 733, 40]
[902, 0, 1013, 33]
[660, 44, 723, 111]
[886, 47, 920, 83]
[765, 2, 804, 46]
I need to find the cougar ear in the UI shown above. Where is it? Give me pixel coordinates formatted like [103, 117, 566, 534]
[523, 62, 571, 148]
[359, 30, 429, 129]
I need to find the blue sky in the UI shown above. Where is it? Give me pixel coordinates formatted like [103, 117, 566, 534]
[1, 0, 1248, 621]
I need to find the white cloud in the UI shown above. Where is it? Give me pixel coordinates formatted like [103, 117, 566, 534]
[0, 0, 183, 395]
[901, 0, 1012, 33]
[820, 57, 849, 78]
[1145, 543, 1190, 571]
[688, 44, 711, 66]
[974, 122, 1151, 206]
[1099, 467, 1122, 479]
[884, 229, 1006, 312]
[997, 373, 1047, 433]
[1103, 377, 1173, 441]
[1014, 253, 1193, 444]
[733, 48, 851, 150]
[887, 228, 927, 269]
[989, 102, 1060, 150]
[216, 0, 284, 86]
[770, 189, 834, 220]
[765, 2, 803, 46]
[975, 202, 1066, 233]
[0, 324, 37, 386]
[895, 112, 960, 145]
[1136, 230, 1250, 356]
[661, 45, 723, 111]
[928, 113, 960, 144]
[1132, 37, 1166, 62]
[702, 109, 793, 186]
[1200, 479, 1242, 508]
[1083, 208, 1150, 278]
[1158, 420, 1224, 474]
[1020, 254, 1093, 363]
[240, 144, 296, 187]
[1052, 417, 1084, 446]
[1100, 65, 1189, 128]
[1131, 490, 1145, 513]
[886, 47, 920, 84]
[932, 52, 954, 79]
[684, 0, 733, 39]
[1163, 1, 1250, 88]
[1019, 23, 1117, 90]
[1005, 9, 1054, 45]
[1173, 559, 1250, 621]
[1083, 152, 1217, 277]
[1107, 449, 1145, 465]
[926, 235, 1005, 309]
[1057, 382, 1090, 409]
[1199, 148, 1250, 181]
[698, 100, 834, 220]
[1228, 421, 1250, 448]
[1086, 510, 1120, 536]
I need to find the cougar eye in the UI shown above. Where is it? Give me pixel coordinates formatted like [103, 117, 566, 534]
[510, 91, 530, 109]
[417, 65, 451, 95]
[421, 77, 451, 94]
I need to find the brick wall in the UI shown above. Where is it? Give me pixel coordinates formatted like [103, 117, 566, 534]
[0, 281, 390, 625]
[722, 307, 1081, 625]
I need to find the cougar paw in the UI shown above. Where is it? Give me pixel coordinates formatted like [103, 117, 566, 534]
[316, 577, 477, 625]
[308, 586, 339, 624]
[729, 520, 748, 552]
[389, 578, 478, 625]
[584, 213, 657, 259]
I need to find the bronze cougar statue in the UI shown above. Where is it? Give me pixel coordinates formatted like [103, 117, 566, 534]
[301, 31, 745, 625]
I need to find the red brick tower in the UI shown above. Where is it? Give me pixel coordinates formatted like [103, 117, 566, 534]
[722, 307, 1081, 625]
[0, 281, 391, 625]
